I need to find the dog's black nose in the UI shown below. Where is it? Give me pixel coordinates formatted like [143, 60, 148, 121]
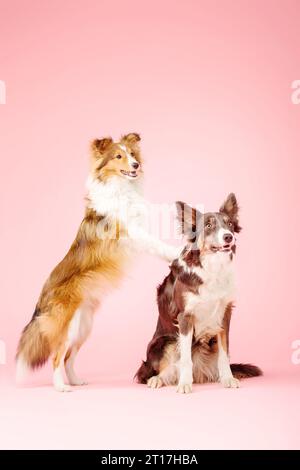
[132, 162, 139, 169]
[223, 233, 233, 244]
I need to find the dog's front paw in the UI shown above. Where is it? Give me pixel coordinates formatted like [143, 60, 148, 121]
[221, 376, 240, 388]
[55, 384, 72, 392]
[176, 382, 193, 394]
[166, 245, 183, 262]
[147, 376, 163, 389]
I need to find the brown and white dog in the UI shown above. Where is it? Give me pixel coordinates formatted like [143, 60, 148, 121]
[16, 133, 180, 391]
[136, 193, 262, 393]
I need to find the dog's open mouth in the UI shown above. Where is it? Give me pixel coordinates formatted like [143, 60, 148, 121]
[211, 244, 231, 253]
[120, 170, 138, 178]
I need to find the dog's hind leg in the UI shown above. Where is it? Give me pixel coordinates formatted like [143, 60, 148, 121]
[147, 375, 164, 389]
[64, 345, 87, 386]
[53, 341, 72, 392]
[147, 363, 178, 389]
[147, 343, 179, 389]
[147, 365, 178, 389]
[64, 304, 94, 386]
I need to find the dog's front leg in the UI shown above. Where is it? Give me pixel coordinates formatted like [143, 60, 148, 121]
[217, 331, 240, 388]
[177, 313, 194, 394]
[128, 225, 181, 262]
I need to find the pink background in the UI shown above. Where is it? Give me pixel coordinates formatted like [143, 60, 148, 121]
[0, 0, 299, 449]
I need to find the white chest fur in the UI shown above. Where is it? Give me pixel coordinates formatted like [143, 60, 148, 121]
[184, 252, 235, 338]
[85, 176, 179, 262]
[86, 176, 146, 223]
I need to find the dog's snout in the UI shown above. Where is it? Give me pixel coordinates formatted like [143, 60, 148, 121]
[223, 233, 233, 244]
[132, 162, 139, 170]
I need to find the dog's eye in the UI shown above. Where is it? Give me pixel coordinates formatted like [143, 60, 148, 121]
[115, 155, 122, 159]
[228, 221, 233, 227]
[130, 152, 135, 157]
[206, 223, 212, 229]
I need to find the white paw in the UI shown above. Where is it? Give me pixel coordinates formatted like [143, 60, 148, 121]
[167, 246, 182, 262]
[221, 376, 240, 388]
[176, 383, 193, 394]
[147, 376, 163, 389]
[55, 384, 72, 392]
[69, 378, 88, 386]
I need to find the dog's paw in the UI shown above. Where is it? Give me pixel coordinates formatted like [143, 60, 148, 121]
[176, 383, 193, 394]
[55, 384, 72, 392]
[147, 376, 163, 389]
[69, 378, 88, 386]
[221, 376, 240, 388]
[166, 245, 182, 262]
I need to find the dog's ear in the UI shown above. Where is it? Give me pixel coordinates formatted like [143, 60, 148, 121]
[121, 133, 141, 145]
[219, 193, 238, 218]
[176, 201, 201, 242]
[91, 137, 113, 157]
[219, 193, 242, 232]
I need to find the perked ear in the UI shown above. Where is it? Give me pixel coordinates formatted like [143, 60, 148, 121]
[219, 193, 238, 218]
[219, 193, 242, 232]
[91, 137, 113, 155]
[121, 133, 141, 145]
[176, 201, 201, 242]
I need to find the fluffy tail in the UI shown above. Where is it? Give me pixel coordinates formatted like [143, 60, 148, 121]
[135, 360, 156, 384]
[230, 363, 262, 379]
[16, 309, 51, 382]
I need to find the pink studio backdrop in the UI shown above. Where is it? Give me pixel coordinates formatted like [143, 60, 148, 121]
[0, 0, 300, 449]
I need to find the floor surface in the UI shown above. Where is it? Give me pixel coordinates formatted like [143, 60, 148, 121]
[1, 370, 299, 450]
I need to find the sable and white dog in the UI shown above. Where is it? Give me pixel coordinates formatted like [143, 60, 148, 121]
[136, 194, 262, 393]
[16, 133, 180, 391]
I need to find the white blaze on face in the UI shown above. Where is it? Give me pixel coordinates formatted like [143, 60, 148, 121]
[217, 227, 234, 246]
[119, 144, 139, 168]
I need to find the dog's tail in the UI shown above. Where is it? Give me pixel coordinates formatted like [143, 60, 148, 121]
[230, 363, 263, 379]
[16, 308, 51, 382]
[135, 360, 156, 384]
